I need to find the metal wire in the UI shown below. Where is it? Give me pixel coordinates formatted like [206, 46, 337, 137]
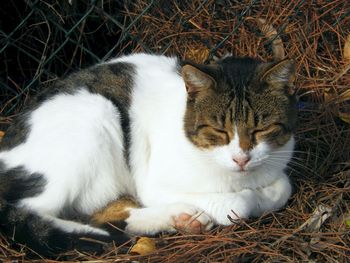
[0, 0, 348, 118]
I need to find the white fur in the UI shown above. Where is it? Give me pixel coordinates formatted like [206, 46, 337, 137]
[2, 89, 135, 215]
[45, 215, 109, 236]
[125, 203, 213, 235]
[0, 53, 294, 236]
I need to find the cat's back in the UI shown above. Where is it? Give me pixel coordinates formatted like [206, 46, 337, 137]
[111, 53, 183, 95]
[117, 53, 185, 109]
[111, 53, 179, 73]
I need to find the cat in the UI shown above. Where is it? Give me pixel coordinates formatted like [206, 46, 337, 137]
[0, 53, 297, 256]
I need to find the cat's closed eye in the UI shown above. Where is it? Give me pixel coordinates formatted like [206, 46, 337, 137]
[253, 123, 289, 144]
[195, 124, 230, 145]
[251, 123, 284, 136]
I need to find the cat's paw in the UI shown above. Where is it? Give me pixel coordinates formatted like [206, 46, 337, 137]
[212, 193, 253, 225]
[124, 203, 213, 235]
[173, 211, 213, 234]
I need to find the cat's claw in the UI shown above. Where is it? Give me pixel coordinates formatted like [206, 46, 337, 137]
[173, 212, 213, 234]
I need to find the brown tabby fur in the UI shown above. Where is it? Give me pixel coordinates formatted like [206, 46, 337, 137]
[182, 58, 297, 150]
[91, 196, 139, 226]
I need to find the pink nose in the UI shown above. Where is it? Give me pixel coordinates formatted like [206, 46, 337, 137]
[232, 155, 250, 169]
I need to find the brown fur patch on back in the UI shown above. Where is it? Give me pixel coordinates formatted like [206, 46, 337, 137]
[91, 196, 139, 226]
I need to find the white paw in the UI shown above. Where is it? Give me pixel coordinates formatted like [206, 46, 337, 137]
[165, 203, 214, 233]
[173, 210, 213, 234]
[125, 203, 213, 235]
[213, 196, 252, 225]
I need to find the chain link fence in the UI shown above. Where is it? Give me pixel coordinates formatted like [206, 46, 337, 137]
[1, 1, 350, 160]
[3, 0, 349, 119]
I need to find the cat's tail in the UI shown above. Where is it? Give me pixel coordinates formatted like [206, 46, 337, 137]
[0, 167, 129, 257]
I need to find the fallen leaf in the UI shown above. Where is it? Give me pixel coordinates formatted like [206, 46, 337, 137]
[338, 112, 350, 124]
[346, 219, 350, 227]
[324, 88, 350, 104]
[256, 18, 285, 60]
[302, 204, 332, 233]
[270, 204, 332, 247]
[323, 88, 334, 103]
[130, 237, 156, 255]
[344, 34, 350, 61]
[323, 89, 350, 124]
[333, 34, 350, 81]
[185, 45, 210, 64]
[299, 204, 333, 246]
[0, 131, 4, 142]
[338, 89, 350, 103]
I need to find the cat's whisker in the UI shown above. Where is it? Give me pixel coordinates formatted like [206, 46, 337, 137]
[274, 150, 320, 159]
[269, 154, 307, 161]
[264, 159, 316, 176]
[268, 157, 308, 167]
[268, 156, 310, 167]
[271, 152, 312, 160]
[264, 161, 302, 175]
[272, 150, 307, 153]
[273, 149, 317, 155]
[269, 156, 304, 162]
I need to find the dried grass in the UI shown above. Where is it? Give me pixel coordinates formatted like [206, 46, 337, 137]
[0, 0, 349, 262]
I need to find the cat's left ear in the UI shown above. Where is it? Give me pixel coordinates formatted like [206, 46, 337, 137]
[181, 64, 216, 95]
[261, 59, 296, 95]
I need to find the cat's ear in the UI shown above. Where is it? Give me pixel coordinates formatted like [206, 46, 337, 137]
[181, 65, 216, 95]
[261, 59, 295, 95]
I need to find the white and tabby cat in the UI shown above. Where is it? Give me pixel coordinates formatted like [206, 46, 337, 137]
[0, 53, 296, 255]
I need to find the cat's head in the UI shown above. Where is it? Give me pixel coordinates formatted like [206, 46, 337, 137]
[181, 56, 297, 174]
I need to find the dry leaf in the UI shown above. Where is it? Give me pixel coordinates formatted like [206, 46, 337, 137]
[256, 18, 285, 60]
[345, 219, 350, 227]
[130, 237, 156, 255]
[333, 34, 350, 81]
[323, 89, 350, 124]
[323, 88, 333, 103]
[338, 89, 350, 103]
[338, 112, 350, 124]
[324, 89, 350, 104]
[301, 204, 332, 233]
[185, 45, 210, 64]
[0, 131, 4, 142]
[346, 219, 350, 227]
[344, 34, 350, 61]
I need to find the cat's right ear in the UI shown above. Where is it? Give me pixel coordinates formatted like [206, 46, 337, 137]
[260, 59, 296, 95]
[181, 65, 215, 95]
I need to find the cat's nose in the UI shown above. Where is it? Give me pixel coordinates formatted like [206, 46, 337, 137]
[232, 155, 251, 170]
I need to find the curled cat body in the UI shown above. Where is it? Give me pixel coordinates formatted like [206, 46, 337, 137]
[0, 53, 297, 255]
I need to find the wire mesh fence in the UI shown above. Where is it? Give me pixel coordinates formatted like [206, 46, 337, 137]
[0, 0, 350, 261]
[2, 0, 348, 118]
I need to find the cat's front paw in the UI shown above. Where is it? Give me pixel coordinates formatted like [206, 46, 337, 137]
[173, 212, 213, 234]
[125, 203, 213, 235]
[212, 195, 253, 225]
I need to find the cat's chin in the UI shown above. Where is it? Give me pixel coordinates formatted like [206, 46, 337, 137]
[227, 168, 249, 175]
[229, 166, 259, 175]
[235, 170, 249, 176]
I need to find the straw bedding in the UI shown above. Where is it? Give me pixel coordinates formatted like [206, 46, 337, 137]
[0, 0, 349, 262]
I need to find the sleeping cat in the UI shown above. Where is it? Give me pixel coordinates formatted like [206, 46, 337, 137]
[0, 53, 297, 255]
